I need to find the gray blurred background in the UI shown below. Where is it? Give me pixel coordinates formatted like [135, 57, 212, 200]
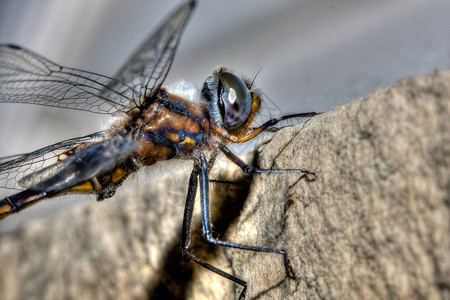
[0, 0, 449, 231]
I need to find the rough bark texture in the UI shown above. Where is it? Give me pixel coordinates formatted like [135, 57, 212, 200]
[0, 70, 449, 300]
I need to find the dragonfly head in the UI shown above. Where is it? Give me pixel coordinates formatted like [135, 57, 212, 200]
[202, 67, 261, 135]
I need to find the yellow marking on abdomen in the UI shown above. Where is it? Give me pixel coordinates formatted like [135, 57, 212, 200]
[71, 181, 94, 191]
[112, 168, 127, 183]
[0, 200, 12, 214]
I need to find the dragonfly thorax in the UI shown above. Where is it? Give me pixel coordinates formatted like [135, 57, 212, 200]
[134, 91, 210, 165]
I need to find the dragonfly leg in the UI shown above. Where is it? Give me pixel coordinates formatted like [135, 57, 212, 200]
[197, 153, 294, 298]
[219, 143, 315, 178]
[181, 159, 249, 299]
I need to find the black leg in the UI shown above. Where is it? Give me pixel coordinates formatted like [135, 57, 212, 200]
[258, 112, 320, 130]
[219, 143, 315, 177]
[181, 160, 248, 298]
[180, 154, 294, 299]
[253, 112, 322, 132]
[181, 162, 199, 250]
[199, 153, 293, 298]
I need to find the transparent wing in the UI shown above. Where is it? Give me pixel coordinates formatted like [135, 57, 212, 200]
[103, 1, 195, 105]
[0, 131, 107, 190]
[18, 136, 139, 193]
[0, 45, 137, 114]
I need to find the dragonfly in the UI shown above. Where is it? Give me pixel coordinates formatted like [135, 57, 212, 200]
[0, 1, 318, 298]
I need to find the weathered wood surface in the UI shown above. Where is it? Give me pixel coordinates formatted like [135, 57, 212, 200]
[1, 71, 449, 300]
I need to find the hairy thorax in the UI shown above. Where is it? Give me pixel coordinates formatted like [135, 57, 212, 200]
[135, 93, 211, 165]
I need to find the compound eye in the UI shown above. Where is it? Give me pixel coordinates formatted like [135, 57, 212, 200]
[218, 72, 252, 128]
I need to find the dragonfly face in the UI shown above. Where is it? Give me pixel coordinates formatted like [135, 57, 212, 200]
[0, 1, 317, 298]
